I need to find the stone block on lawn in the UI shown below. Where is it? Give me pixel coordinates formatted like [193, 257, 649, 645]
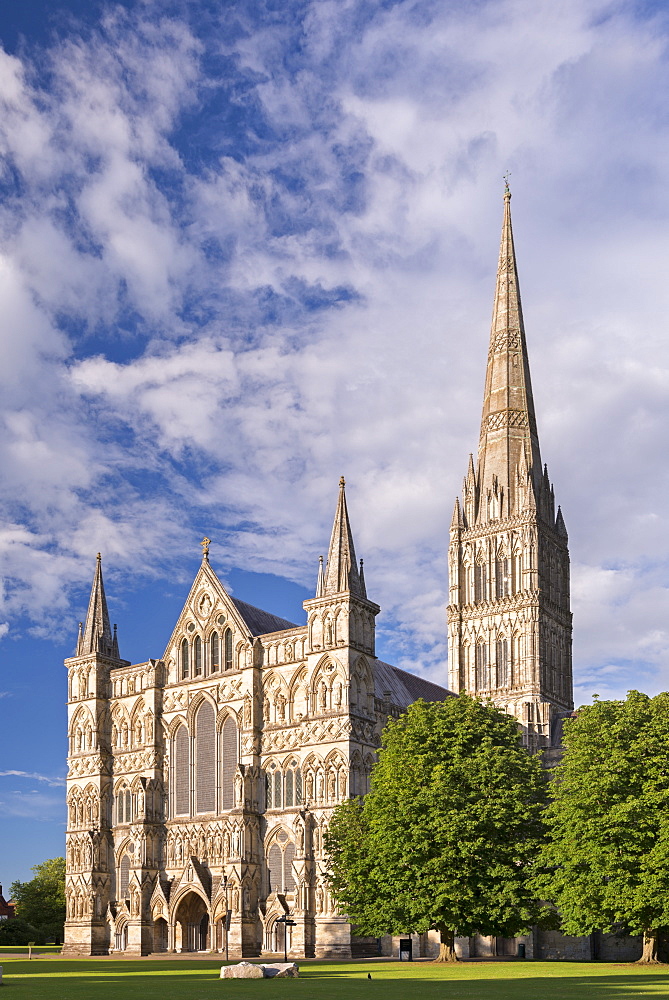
[220, 962, 265, 979]
[261, 963, 299, 978]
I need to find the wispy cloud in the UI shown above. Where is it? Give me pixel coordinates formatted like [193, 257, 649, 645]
[0, 771, 66, 787]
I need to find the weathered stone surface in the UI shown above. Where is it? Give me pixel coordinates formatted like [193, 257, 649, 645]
[220, 962, 265, 979]
[262, 963, 299, 978]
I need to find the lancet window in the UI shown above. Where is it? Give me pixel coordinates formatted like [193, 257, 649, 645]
[496, 637, 510, 688]
[173, 724, 190, 816]
[194, 636, 203, 677]
[210, 632, 220, 672]
[224, 628, 233, 671]
[475, 641, 488, 691]
[220, 715, 238, 810]
[267, 834, 296, 894]
[195, 701, 216, 814]
[181, 638, 189, 680]
[495, 556, 510, 597]
[116, 784, 132, 825]
[474, 558, 488, 603]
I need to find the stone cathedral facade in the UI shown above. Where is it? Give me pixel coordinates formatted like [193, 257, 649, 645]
[447, 184, 573, 755]
[63, 480, 449, 957]
[64, 186, 604, 961]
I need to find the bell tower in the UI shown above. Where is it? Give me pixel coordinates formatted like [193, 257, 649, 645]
[447, 185, 573, 750]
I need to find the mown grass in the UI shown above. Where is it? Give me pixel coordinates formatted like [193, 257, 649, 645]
[1, 958, 669, 1000]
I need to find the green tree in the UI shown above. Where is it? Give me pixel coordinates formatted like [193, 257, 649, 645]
[535, 690, 669, 963]
[326, 694, 552, 960]
[10, 857, 66, 943]
[0, 917, 45, 946]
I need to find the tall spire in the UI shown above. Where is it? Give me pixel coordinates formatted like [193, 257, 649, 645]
[477, 183, 542, 512]
[322, 477, 364, 597]
[77, 553, 118, 658]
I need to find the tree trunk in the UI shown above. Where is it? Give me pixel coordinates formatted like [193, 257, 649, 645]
[638, 930, 660, 964]
[433, 927, 458, 963]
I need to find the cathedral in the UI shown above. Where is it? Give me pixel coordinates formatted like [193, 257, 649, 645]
[63, 186, 578, 959]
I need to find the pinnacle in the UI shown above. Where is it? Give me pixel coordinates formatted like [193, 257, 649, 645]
[77, 554, 119, 658]
[322, 478, 364, 598]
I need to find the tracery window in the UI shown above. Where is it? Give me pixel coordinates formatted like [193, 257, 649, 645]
[195, 701, 215, 814]
[267, 834, 296, 894]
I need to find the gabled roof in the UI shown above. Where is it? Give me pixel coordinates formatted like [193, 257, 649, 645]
[374, 660, 453, 708]
[231, 598, 299, 637]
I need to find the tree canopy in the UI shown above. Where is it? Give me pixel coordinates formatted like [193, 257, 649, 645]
[10, 857, 66, 944]
[535, 690, 669, 962]
[325, 694, 551, 960]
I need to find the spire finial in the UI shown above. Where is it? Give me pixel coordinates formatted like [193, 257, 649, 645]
[339, 475, 345, 488]
[201, 537, 211, 562]
[503, 171, 511, 198]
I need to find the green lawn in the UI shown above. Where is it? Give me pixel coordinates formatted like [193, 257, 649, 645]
[1, 959, 669, 1000]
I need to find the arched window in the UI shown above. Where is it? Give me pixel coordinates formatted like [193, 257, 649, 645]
[267, 836, 296, 894]
[495, 556, 510, 597]
[195, 702, 215, 814]
[284, 761, 301, 807]
[118, 854, 130, 900]
[268, 843, 282, 892]
[224, 628, 233, 671]
[220, 716, 238, 810]
[125, 789, 132, 823]
[194, 636, 203, 677]
[210, 633, 220, 672]
[181, 638, 189, 680]
[475, 642, 488, 691]
[496, 638, 509, 688]
[474, 557, 487, 602]
[274, 769, 282, 809]
[174, 724, 190, 816]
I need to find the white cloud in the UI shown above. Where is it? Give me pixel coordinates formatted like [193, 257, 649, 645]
[0, 0, 668, 696]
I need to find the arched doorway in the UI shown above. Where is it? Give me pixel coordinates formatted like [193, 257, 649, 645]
[153, 917, 168, 953]
[174, 891, 210, 953]
[115, 920, 128, 951]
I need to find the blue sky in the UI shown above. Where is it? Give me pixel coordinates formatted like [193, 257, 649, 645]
[1, 0, 669, 885]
